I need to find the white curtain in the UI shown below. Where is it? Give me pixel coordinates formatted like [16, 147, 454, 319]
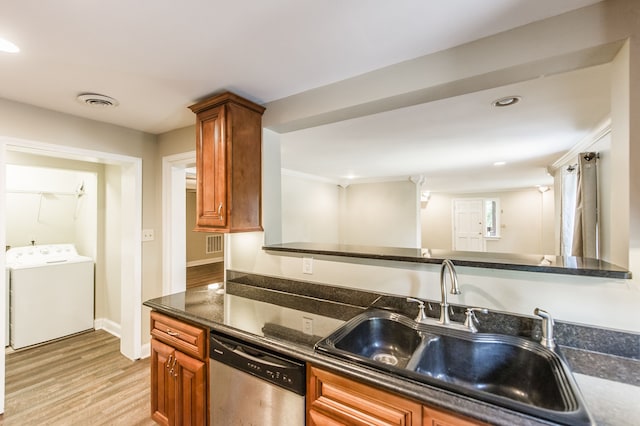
[571, 152, 599, 258]
[561, 152, 599, 258]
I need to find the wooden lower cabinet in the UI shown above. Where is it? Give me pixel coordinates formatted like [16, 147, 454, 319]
[307, 364, 485, 426]
[422, 405, 485, 426]
[150, 312, 208, 426]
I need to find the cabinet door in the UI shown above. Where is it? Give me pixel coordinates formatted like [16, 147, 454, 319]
[196, 105, 227, 229]
[307, 365, 422, 426]
[151, 339, 176, 426]
[174, 351, 207, 426]
[423, 405, 486, 426]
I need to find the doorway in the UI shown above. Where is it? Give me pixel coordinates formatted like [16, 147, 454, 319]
[0, 137, 143, 413]
[162, 152, 225, 295]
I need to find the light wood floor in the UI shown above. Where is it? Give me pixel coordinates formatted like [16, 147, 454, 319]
[186, 262, 224, 289]
[0, 330, 155, 426]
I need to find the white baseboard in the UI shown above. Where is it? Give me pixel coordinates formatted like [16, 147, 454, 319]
[94, 318, 151, 359]
[94, 318, 121, 339]
[187, 257, 224, 267]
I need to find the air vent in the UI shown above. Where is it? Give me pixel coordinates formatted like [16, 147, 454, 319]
[76, 93, 120, 108]
[206, 234, 223, 254]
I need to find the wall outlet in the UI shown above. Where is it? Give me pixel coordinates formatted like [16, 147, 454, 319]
[142, 229, 155, 242]
[302, 317, 313, 335]
[302, 257, 313, 274]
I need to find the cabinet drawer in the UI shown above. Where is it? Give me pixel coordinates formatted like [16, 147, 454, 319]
[151, 311, 207, 360]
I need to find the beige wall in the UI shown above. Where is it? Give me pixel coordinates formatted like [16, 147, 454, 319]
[343, 181, 418, 247]
[422, 189, 555, 254]
[281, 177, 419, 247]
[281, 174, 339, 244]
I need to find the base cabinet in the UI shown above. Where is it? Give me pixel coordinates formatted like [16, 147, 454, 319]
[307, 364, 485, 426]
[150, 312, 208, 426]
[422, 405, 485, 426]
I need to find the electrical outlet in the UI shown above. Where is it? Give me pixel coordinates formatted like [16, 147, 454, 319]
[302, 257, 313, 274]
[142, 229, 154, 242]
[302, 317, 313, 335]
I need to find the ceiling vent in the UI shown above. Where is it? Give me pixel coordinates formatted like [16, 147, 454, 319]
[76, 93, 119, 108]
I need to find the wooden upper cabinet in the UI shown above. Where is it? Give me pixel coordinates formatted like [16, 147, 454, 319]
[189, 92, 265, 232]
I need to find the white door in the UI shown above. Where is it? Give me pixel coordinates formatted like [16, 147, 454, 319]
[453, 199, 485, 251]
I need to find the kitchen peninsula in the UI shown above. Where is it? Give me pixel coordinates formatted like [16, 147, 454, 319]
[145, 271, 640, 426]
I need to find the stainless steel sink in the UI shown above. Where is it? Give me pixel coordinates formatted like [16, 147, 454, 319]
[316, 309, 594, 425]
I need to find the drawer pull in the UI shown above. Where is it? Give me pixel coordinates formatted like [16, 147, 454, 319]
[166, 329, 180, 337]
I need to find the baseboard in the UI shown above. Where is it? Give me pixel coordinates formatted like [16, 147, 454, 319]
[94, 318, 151, 359]
[187, 258, 224, 267]
[94, 318, 121, 339]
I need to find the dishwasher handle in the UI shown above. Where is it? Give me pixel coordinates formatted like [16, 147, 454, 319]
[210, 333, 304, 370]
[210, 332, 306, 395]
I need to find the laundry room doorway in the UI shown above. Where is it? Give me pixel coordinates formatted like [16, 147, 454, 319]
[0, 137, 143, 413]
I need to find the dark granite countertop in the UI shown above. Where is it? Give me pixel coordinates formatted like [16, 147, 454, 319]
[144, 272, 640, 426]
[263, 242, 632, 279]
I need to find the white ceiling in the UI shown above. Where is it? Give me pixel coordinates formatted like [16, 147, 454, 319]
[280, 63, 611, 192]
[0, 0, 607, 192]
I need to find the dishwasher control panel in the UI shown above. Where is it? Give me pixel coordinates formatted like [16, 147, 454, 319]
[210, 332, 306, 395]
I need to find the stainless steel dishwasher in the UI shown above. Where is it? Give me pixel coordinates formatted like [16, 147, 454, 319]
[210, 331, 306, 426]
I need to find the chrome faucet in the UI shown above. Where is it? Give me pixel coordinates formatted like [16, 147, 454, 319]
[534, 308, 556, 350]
[439, 259, 461, 325]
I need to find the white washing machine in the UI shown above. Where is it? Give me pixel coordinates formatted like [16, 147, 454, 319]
[6, 244, 94, 349]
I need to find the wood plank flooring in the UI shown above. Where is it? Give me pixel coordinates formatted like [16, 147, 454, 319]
[0, 330, 155, 426]
[186, 262, 224, 289]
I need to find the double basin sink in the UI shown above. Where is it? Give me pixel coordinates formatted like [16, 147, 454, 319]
[315, 309, 593, 425]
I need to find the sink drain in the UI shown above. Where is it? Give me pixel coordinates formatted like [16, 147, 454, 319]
[372, 353, 399, 366]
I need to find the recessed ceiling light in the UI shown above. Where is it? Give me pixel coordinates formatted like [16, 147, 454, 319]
[0, 37, 20, 53]
[76, 93, 119, 108]
[493, 161, 506, 166]
[492, 96, 521, 108]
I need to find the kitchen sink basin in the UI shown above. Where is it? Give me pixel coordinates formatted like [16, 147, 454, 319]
[332, 315, 423, 369]
[316, 309, 594, 425]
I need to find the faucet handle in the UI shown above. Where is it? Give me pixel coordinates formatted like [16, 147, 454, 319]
[463, 307, 488, 333]
[534, 308, 556, 350]
[406, 298, 428, 322]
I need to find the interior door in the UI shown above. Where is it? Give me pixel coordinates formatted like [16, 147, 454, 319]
[453, 199, 485, 252]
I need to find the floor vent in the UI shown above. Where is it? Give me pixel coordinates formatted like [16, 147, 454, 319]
[206, 234, 223, 254]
